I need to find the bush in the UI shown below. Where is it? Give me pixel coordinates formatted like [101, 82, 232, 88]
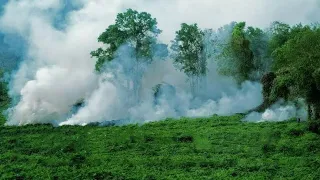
[144, 136, 154, 143]
[143, 175, 157, 180]
[62, 143, 76, 153]
[174, 135, 193, 143]
[271, 130, 282, 138]
[307, 142, 320, 153]
[262, 143, 276, 154]
[308, 120, 320, 134]
[288, 128, 305, 136]
[70, 154, 86, 167]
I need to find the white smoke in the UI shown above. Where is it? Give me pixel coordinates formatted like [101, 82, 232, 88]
[60, 45, 263, 126]
[0, 0, 118, 125]
[0, 0, 318, 125]
[244, 100, 308, 122]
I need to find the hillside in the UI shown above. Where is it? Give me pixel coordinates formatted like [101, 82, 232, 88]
[1, 115, 320, 179]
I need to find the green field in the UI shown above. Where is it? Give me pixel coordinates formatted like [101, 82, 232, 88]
[1, 114, 320, 180]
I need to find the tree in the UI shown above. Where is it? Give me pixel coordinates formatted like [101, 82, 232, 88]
[91, 9, 162, 71]
[268, 21, 291, 56]
[171, 23, 206, 93]
[217, 22, 254, 84]
[271, 25, 320, 120]
[91, 9, 167, 102]
[246, 26, 270, 79]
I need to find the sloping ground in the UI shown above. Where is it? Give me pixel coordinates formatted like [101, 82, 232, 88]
[0, 115, 320, 179]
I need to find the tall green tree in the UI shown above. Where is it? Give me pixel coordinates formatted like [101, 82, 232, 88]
[91, 9, 167, 102]
[171, 23, 206, 76]
[254, 23, 315, 114]
[91, 9, 162, 71]
[270, 25, 320, 120]
[171, 23, 206, 93]
[217, 22, 254, 84]
[246, 26, 270, 78]
[268, 21, 291, 56]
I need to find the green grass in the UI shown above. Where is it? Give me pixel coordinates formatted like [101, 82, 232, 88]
[1, 115, 320, 179]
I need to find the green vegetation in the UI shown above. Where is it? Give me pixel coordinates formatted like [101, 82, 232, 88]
[270, 24, 320, 120]
[91, 9, 320, 122]
[2, 8, 320, 180]
[1, 115, 320, 179]
[171, 23, 206, 94]
[91, 9, 163, 72]
[218, 22, 255, 84]
[0, 69, 10, 125]
[171, 23, 206, 77]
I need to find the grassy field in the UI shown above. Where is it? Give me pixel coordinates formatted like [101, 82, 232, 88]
[1, 114, 320, 180]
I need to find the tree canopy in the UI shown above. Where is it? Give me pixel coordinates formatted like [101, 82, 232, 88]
[171, 23, 206, 77]
[270, 25, 320, 119]
[217, 22, 255, 84]
[91, 9, 162, 71]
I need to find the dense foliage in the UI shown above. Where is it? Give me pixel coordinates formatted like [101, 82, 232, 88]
[171, 23, 206, 77]
[171, 23, 206, 93]
[268, 24, 320, 120]
[217, 22, 254, 84]
[92, 9, 320, 122]
[90, 9, 163, 71]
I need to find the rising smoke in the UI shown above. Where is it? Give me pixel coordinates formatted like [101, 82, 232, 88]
[244, 99, 308, 122]
[0, 0, 318, 126]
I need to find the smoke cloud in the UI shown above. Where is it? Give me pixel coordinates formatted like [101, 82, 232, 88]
[0, 0, 318, 126]
[244, 100, 308, 122]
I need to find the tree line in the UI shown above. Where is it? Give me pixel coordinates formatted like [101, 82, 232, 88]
[91, 9, 320, 123]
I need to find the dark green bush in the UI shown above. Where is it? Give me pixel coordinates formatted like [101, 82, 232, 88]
[288, 128, 305, 136]
[70, 154, 86, 167]
[174, 135, 193, 143]
[144, 136, 154, 143]
[308, 120, 320, 134]
[262, 143, 276, 154]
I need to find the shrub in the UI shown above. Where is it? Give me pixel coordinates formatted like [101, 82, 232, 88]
[308, 120, 320, 134]
[144, 136, 154, 143]
[143, 175, 157, 180]
[174, 135, 193, 143]
[288, 128, 305, 136]
[62, 142, 76, 153]
[262, 143, 276, 154]
[70, 154, 86, 167]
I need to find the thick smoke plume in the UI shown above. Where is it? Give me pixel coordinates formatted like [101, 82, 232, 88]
[244, 99, 308, 122]
[0, 0, 319, 126]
